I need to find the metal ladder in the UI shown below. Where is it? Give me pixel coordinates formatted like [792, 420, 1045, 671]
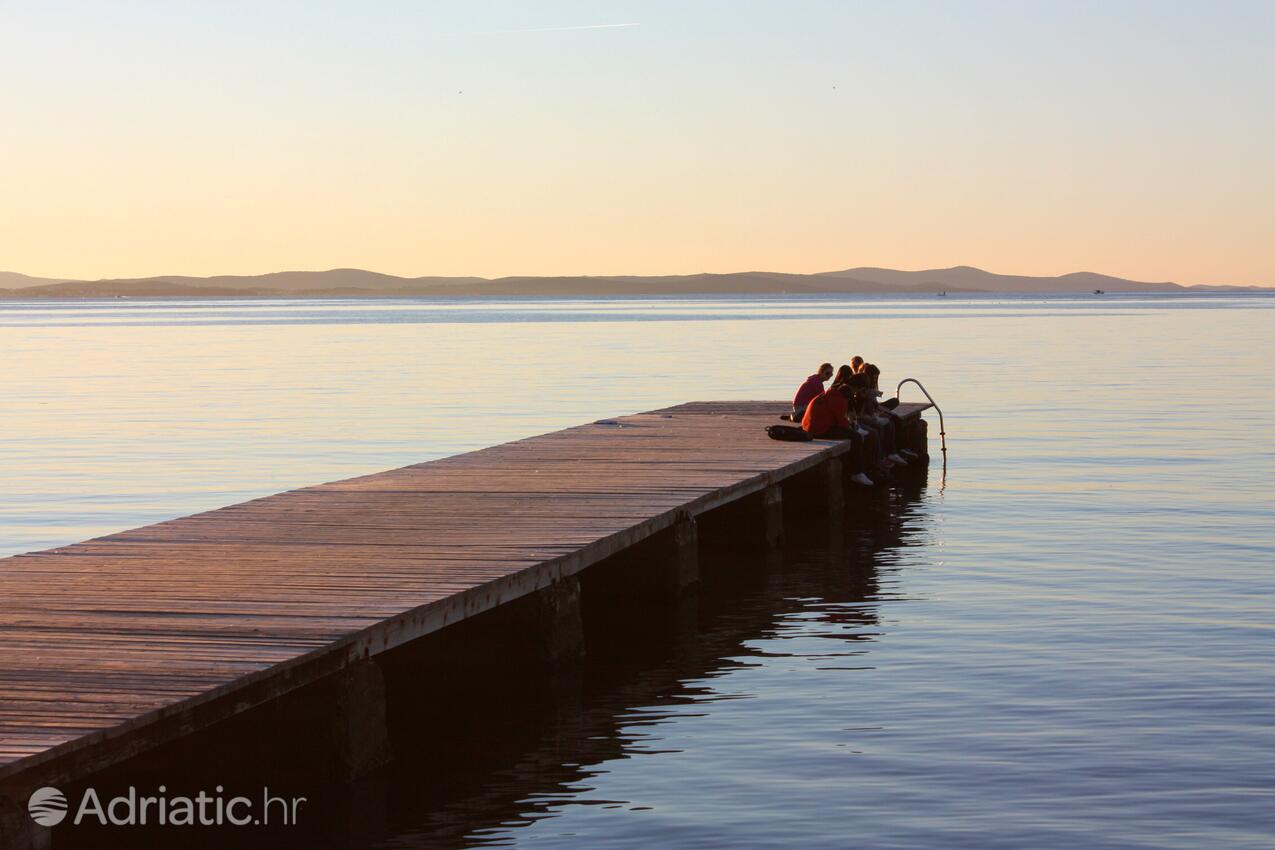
[894, 378, 947, 457]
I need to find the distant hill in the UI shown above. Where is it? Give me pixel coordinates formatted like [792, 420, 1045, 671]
[818, 266, 1196, 293]
[0, 266, 1266, 298]
[0, 271, 75, 289]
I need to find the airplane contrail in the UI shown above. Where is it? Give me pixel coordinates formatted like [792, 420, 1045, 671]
[495, 22, 640, 34]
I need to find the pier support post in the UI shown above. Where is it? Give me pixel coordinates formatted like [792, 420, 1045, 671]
[332, 658, 392, 781]
[763, 484, 784, 548]
[862, 427, 881, 470]
[914, 418, 930, 459]
[652, 513, 700, 598]
[824, 458, 845, 517]
[526, 576, 585, 668]
[0, 803, 51, 850]
[582, 513, 698, 602]
[845, 430, 865, 474]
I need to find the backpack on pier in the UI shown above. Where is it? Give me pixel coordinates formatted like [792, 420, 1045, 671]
[766, 424, 813, 442]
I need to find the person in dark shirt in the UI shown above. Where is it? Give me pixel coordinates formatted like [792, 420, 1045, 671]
[856, 363, 903, 460]
[784, 362, 834, 421]
[842, 368, 873, 414]
[864, 362, 880, 388]
[859, 363, 881, 412]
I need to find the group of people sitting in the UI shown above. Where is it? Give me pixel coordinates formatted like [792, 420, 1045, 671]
[770, 358, 916, 485]
[785, 357, 895, 432]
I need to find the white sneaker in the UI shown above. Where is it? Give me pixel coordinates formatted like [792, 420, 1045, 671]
[888, 453, 907, 465]
[850, 473, 875, 486]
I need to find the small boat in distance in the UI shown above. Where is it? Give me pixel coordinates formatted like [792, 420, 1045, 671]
[1094, 289, 1105, 295]
[937, 291, 947, 296]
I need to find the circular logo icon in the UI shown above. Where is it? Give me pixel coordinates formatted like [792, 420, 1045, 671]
[28, 786, 68, 827]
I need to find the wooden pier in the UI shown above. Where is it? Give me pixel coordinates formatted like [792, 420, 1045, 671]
[0, 400, 929, 846]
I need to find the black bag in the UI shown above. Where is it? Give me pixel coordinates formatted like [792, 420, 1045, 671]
[766, 424, 813, 442]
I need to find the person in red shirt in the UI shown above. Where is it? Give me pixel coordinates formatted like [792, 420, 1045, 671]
[801, 383, 855, 438]
[783, 363, 833, 421]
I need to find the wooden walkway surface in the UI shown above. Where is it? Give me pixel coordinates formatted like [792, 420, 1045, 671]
[0, 400, 928, 783]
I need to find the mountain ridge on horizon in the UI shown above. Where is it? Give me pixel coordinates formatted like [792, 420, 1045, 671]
[0, 265, 1267, 298]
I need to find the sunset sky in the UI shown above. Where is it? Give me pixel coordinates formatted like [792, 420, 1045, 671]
[2, 1, 1272, 285]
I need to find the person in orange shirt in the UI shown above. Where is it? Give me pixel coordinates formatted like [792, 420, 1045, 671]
[801, 383, 855, 438]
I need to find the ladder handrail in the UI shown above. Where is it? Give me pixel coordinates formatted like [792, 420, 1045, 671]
[895, 378, 946, 455]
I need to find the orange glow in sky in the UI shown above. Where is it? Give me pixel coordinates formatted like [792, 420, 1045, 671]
[2, 2, 1272, 285]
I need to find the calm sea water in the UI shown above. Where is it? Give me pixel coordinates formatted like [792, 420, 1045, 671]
[3, 294, 1273, 848]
